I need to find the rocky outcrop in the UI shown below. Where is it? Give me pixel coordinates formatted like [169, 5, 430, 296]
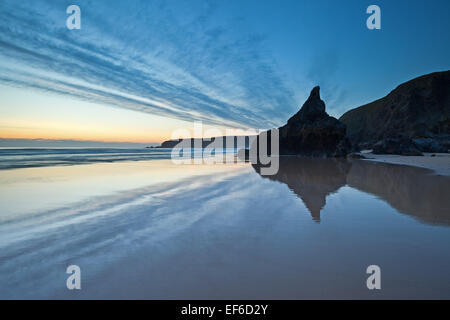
[340, 70, 450, 153]
[412, 137, 448, 153]
[372, 138, 423, 156]
[254, 86, 350, 157]
[158, 136, 255, 149]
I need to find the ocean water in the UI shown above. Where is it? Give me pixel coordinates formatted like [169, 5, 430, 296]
[0, 149, 449, 299]
[0, 147, 236, 170]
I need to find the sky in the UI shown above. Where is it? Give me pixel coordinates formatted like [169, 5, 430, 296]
[0, 0, 449, 145]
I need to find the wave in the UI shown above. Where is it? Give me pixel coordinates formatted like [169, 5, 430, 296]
[0, 148, 234, 170]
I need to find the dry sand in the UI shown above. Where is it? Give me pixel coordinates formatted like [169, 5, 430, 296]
[362, 152, 450, 176]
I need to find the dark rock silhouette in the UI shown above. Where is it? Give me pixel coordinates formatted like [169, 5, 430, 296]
[158, 136, 255, 149]
[278, 86, 351, 157]
[340, 70, 450, 152]
[412, 137, 448, 153]
[250, 86, 351, 158]
[288, 86, 326, 121]
[372, 138, 423, 156]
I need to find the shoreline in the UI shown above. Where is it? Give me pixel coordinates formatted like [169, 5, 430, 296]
[361, 152, 450, 176]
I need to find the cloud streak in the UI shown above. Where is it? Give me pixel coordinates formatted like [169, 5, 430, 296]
[0, 0, 296, 129]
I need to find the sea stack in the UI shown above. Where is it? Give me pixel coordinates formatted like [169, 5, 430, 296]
[276, 86, 350, 157]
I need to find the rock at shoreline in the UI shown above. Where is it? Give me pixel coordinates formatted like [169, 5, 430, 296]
[347, 152, 366, 159]
[372, 138, 423, 156]
[276, 86, 351, 157]
[412, 137, 448, 153]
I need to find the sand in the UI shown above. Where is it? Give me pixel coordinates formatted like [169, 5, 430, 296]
[362, 152, 450, 176]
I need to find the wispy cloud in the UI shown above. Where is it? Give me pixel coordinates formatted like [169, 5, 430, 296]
[305, 51, 348, 117]
[0, 0, 296, 129]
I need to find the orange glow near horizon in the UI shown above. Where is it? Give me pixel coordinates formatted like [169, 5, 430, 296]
[0, 85, 256, 145]
[0, 126, 256, 144]
[0, 125, 168, 144]
[0, 117, 256, 144]
[0, 117, 172, 143]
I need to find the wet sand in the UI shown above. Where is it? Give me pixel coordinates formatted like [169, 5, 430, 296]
[1, 156, 449, 299]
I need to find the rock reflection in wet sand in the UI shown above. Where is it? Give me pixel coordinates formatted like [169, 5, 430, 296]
[253, 157, 450, 225]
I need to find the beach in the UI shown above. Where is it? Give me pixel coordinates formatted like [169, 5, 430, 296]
[0, 0, 449, 307]
[1, 149, 449, 299]
[362, 152, 450, 176]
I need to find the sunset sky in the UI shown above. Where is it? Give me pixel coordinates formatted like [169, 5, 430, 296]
[1, 0, 449, 145]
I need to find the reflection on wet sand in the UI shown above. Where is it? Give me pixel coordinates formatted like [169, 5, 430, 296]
[253, 157, 450, 225]
[253, 158, 350, 222]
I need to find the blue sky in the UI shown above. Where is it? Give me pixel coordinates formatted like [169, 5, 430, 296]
[0, 0, 449, 144]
